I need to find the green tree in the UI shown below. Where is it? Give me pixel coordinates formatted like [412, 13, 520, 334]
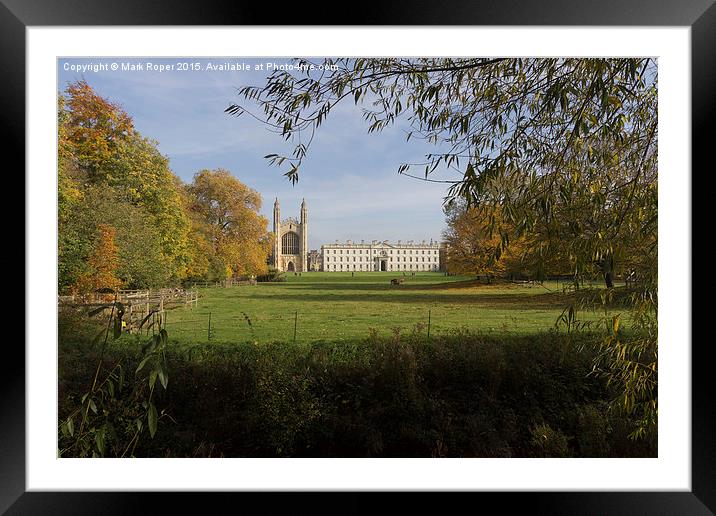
[104, 134, 191, 281]
[59, 187, 171, 291]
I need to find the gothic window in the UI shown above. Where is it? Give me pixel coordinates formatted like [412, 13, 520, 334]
[281, 231, 299, 255]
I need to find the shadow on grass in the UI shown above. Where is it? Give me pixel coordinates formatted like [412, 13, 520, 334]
[241, 290, 574, 309]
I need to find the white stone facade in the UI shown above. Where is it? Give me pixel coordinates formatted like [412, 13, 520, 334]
[273, 198, 308, 272]
[321, 240, 441, 272]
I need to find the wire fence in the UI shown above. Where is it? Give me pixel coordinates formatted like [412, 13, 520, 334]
[157, 305, 562, 346]
[163, 309, 437, 345]
[64, 278, 618, 346]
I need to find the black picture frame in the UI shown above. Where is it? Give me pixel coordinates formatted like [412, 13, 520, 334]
[7, 0, 712, 513]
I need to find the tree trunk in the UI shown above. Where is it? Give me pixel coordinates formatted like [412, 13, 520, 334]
[604, 270, 614, 289]
[601, 255, 615, 289]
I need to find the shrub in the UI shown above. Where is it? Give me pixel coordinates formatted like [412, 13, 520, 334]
[530, 423, 572, 458]
[58, 325, 657, 458]
[256, 268, 286, 282]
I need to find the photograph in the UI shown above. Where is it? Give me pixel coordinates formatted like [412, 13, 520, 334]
[56, 56, 659, 459]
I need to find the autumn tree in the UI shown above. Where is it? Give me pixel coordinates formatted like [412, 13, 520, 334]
[185, 169, 271, 279]
[63, 80, 134, 178]
[443, 201, 511, 278]
[104, 134, 191, 279]
[58, 80, 191, 288]
[73, 223, 122, 296]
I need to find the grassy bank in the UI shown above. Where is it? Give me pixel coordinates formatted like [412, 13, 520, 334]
[58, 317, 654, 458]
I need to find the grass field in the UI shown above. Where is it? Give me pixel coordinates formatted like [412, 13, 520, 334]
[60, 272, 651, 458]
[164, 272, 621, 344]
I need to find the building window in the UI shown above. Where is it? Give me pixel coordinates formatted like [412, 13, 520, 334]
[281, 231, 299, 255]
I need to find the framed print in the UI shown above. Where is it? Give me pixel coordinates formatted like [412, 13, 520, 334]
[8, 0, 713, 513]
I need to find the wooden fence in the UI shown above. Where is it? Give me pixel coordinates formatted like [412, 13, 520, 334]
[187, 278, 257, 288]
[58, 288, 199, 334]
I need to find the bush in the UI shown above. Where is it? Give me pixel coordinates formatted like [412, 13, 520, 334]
[255, 268, 286, 282]
[58, 322, 657, 458]
[530, 424, 572, 458]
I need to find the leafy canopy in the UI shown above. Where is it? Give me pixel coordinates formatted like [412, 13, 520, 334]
[229, 58, 659, 439]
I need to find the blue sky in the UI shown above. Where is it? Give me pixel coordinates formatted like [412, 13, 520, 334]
[58, 57, 457, 250]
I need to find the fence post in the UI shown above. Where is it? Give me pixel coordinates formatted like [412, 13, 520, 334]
[293, 310, 298, 344]
[208, 312, 212, 341]
[427, 309, 431, 340]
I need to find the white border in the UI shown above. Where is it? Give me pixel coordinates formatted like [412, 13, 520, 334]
[27, 27, 691, 491]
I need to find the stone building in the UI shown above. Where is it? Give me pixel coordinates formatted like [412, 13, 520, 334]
[321, 239, 441, 272]
[307, 249, 322, 271]
[272, 198, 308, 272]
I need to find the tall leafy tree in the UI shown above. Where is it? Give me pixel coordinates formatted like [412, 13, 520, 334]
[59, 186, 173, 291]
[63, 80, 133, 178]
[59, 80, 191, 285]
[185, 169, 271, 279]
[443, 201, 530, 279]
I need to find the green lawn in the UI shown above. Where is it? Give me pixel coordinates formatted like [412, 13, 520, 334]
[163, 272, 621, 345]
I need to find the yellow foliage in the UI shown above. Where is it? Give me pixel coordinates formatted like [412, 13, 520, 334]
[443, 204, 529, 278]
[186, 169, 271, 279]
